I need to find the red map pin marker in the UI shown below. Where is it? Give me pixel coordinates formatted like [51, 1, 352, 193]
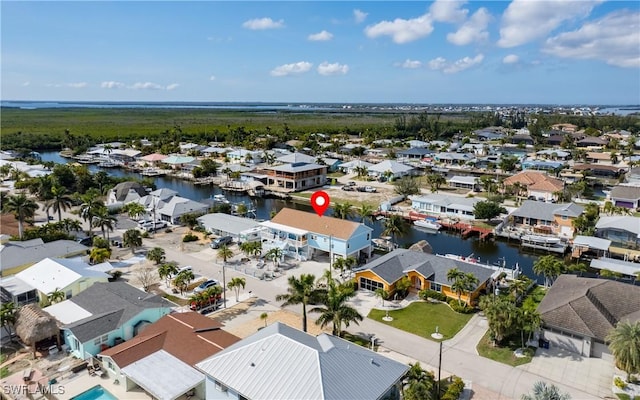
[311, 191, 330, 217]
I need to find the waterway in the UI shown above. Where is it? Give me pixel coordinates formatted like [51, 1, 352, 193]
[40, 151, 543, 282]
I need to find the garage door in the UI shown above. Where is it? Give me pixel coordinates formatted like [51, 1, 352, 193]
[592, 342, 613, 361]
[543, 330, 588, 356]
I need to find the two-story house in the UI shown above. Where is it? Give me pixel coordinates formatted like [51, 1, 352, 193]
[509, 200, 584, 238]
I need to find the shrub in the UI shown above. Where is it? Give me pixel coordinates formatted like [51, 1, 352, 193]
[419, 289, 447, 302]
[449, 299, 474, 314]
[441, 376, 465, 400]
[109, 270, 123, 281]
[165, 228, 173, 233]
[183, 233, 199, 242]
[614, 376, 627, 390]
[141, 231, 150, 238]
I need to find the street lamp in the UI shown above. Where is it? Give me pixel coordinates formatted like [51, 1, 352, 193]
[431, 326, 444, 400]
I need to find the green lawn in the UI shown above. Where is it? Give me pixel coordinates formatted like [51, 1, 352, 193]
[615, 393, 640, 400]
[342, 331, 378, 351]
[476, 331, 535, 366]
[368, 301, 472, 340]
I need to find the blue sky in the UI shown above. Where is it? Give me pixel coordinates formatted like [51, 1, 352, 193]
[2, 1, 639, 104]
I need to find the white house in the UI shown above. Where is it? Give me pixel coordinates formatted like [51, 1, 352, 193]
[411, 194, 481, 220]
[368, 160, 414, 180]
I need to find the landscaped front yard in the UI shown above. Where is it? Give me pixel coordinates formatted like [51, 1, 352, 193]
[476, 331, 535, 366]
[368, 301, 473, 340]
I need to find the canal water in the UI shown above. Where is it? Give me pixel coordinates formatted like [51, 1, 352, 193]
[40, 151, 543, 282]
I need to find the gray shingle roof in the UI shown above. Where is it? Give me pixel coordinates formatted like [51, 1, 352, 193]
[511, 200, 583, 221]
[537, 275, 640, 341]
[64, 282, 172, 342]
[196, 322, 408, 400]
[0, 240, 89, 272]
[610, 185, 640, 201]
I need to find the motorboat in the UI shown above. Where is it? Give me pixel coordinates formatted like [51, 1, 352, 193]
[521, 234, 562, 245]
[212, 194, 230, 204]
[413, 218, 442, 231]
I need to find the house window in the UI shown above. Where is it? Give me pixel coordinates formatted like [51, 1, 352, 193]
[311, 235, 317, 240]
[561, 216, 567, 220]
[93, 334, 108, 346]
[359, 277, 384, 292]
[215, 381, 228, 393]
[367, 234, 370, 240]
[430, 282, 442, 292]
[107, 360, 114, 371]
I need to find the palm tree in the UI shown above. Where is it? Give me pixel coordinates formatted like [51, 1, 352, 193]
[479, 295, 518, 345]
[174, 270, 195, 295]
[310, 280, 363, 337]
[79, 192, 105, 236]
[92, 206, 116, 240]
[227, 277, 246, 302]
[509, 278, 530, 304]
[61, 218, 83, 234]
[606, 320, 640, 381]
[47, 288, 66, 304]
[90, 247, 111, 263]
[357, 203, 374, 225]
[382, 214, 409, 246]
[217, 245, 234, 308]
[266, 247, 283, 269]
[403, 363, 435, 400]
[0, 302, 17, 339]
[276, 274, 324, 332]
[521, 381, 571, 400]
[158, 263, 179, 286]
[375, 288, 389, 307]
[332, 201, 353, 219]
[3, 193, 39, 239]
[239, 241, 261, 260]
[146, 247, 166, 264]
[447, 269, 478, 306]
[123, 228, 143, 254]
[533, 255, 565, 287]
[203, 285, 223, 307]
[123, 202, 146, 221]
[47, 185, 73, 222]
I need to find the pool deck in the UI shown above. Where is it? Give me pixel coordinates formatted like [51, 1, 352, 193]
[57, 371, 150, 400]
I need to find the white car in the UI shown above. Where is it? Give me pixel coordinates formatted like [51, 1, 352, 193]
[143, 221, 167, 232]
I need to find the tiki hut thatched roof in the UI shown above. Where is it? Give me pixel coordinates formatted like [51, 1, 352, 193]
[15, 304, 59, 346]
[408, 240, 433, 254]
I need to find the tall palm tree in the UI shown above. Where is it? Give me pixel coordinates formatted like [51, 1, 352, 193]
[158, 263, 179, 286]
[123, 228, 142, 254]
[79, 192, 105, 236]
[217, 245, 234, 308]
[47, 185, 73, 222]
[227, 277, 246, 302]
[92, 206, 116, 240]
[266, 247, 283, 269]
[533, 255, 564, 287]
[382, 214, 409, 246]
[332, 202, 353, 220]
[447, 268, 478, 306]
[521, 381, 571, 400]
[606, 320, 640, 381]
[276, 274, 324, 332]
[310, 280, 363, 337]
[0, 302, 17, 339]
[3, 193, 39, 239]
[61, 218, 83, 234]
[357, 203, 374, 225]
[123, 202, 146, 221]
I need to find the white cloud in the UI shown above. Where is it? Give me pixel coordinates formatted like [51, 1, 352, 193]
[543, 10, 640, 68]
[166, 83, 179, 91]
[354, 9, 368, 24]
[317, 62, 349, 76]
[270, 61, 313, 77]
[364, 14, 433, 44]
[242, 17, 284, 30]
[22, 81, 30, 86]
[101, 81, 125, 89]
[498, 0, 601, 48]
[397, 59, 423, 69]
[430, 0, 468, 23]
[67, 82, 87, 88]
[129, 82, 164, 90]
[503, 54, 520, 64]
[209, 75, 216, 81]
[447, 7, 491, 45]
[308, 30, 333, 41]
[428, 54, 484, 73]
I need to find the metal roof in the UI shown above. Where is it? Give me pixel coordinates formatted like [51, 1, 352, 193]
[267, 163, 326, 173]
[572, 236, 611, 251]
[198, 213, 262, 236]
[590, 257, 640, 277]
[15, 258, 109, 295]
[596, 216, 640, 237]
[196, 323, 408, 400]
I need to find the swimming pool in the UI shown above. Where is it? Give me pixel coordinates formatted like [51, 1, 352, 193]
[71, 385, 118, 400]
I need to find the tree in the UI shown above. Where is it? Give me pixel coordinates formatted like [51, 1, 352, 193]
[266, 247, 283, 269]
[123, 202, 146, 221]
[146, 247, 166, 264]
[3, 193, 38, 239]
[239, 241, 261, 260]
[310, 280, 363, 337]
[473, 200, 507, 220]
[479, 295, 518, 345]
[533, 255, 564, 287]
[447, 269, 479, 306]
[0, 302, 17, 339]
[332, 202, 354, 219]
[499, 156, 518, 172]
[375, 288, 389, 307]
[357, 203, 374, 225]
[217, 244, 234, 264]
[47, 185, 73, 222]
[136, 265, 157, 292]
[606, 320, 640, 381]
[158, 263, 179, 286]
[382, 214, 409, 246]
[403, 363, 435, 400]
[426, 174, 446, 193]
[227, 277, 246, 302]
[517, 308, 541, 351]
[521, 381, 571, 400]
[395, 277, 412, 298]
[509, 278, 531, 304]
[394, 176, 420, 196]
[180, 212, 199, 229]
[79, 191, 105, 236]
[90, 247, 111, 263]
[276, 274, 324, 332]
[47, 288, 66, 304]
[123, 228, 143, 254]
[260, 312, 269, 327]
[91, 206, 116, 240]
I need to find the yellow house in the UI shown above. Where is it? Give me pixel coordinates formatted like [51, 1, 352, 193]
[355, 249, 496, 306]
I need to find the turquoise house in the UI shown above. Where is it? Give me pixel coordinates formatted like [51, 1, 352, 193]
[44, 282, 172, 360]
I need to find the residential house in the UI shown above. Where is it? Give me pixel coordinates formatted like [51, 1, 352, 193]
[609, 185, 640, 209]
[474, 129, 504, 141]
[503, 171, 564, 202]
[537, 274, 640, 358]
[551, 123, 578, 133]
[447, 176, 478, 191]
[396, 147, 433, 161]
[626, 167, 640, 185]
[509, 200, 584, 238]
[520, 159, 565, 173]
[0, 276, 39, 306]
[133, 189, 209, 224]
[510, 134, 535, 146]
[44, 282, 172, 359]
[106, 181, 147, 207]
[406, 139, 429, 148]
[263, 162, 326, 192]
[196, 322, 409, 400]
[354, 249, 497, 305]
[367, 160, 414, 180]
[411, 194, 480, 220]
[179, 143, 207, 154]
[99, 312, 240, 400]
[197, 213, 264, 244]
[585, 151, 615, 164]
[338, 159, 373, 175]
[595, 216, 640, 250]
[459, 143, 488, 156]
[0, 238, 89, 276]
[577, 137, 608, 148]
[226, 149, 263, 164]
[573, 164, 623, 178]
[434, 152, 474, 166]
[536, 149, 571, 161]
[261, 208, 372, 262]
[276, 152, 316, 165]
[14, 257, 110, 302]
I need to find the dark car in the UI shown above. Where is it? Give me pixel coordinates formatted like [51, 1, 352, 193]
[210, 236, 233, 249]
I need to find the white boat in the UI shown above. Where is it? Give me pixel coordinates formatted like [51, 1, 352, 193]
[521, 234, 561, 245]
[413, 219, 442, 231]
[212, 194, 230, 204]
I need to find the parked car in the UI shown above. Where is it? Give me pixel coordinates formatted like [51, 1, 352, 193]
[341, 185, 354, 191]
[210, 235, 233, 249]
[346, 181, 357, 186]
[364, 186, 377, 193]
[193, 279, 220, 293]
[143, 221, 167, 232]
[171, 265, 193, 278]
